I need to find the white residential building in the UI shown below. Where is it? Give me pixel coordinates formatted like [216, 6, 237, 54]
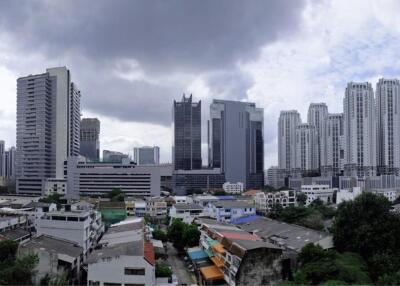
[300, 185, 334, 205]
[308, 103, 328, 169]
[343, 82, 376, 178]
[295, 124, 319, 172]
[322, 113, 345, 175]
[278, 110, 301, 170]
[44, 178, 67, 196]
[172, 196, 193, 204]
[376, 79, 400, 174]
[254, 190, 296, 214]
[146, 197, 167, 219]
[369, 188, 399, 202]
[86, 219, 156, 286]
[222, 182, 244, 194]
[169, 203, 204, 223]
[336, 187, 362, 204]
[0, 216, 27, 232]
[36, 209, 104, 256]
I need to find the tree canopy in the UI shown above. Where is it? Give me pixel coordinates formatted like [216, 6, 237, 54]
[332, 192, 400, 281]
[289, 244, 371, 285]
[167, 219, 200, 250]
[108, 188, 125, 202]
[0, 240, 39, 285]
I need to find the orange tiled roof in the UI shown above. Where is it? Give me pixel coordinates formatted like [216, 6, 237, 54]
[144, 241, 155, 265]
[200, 265, 224, 281]
[212, 243, 225, 254]
[210, 256, 224, 268]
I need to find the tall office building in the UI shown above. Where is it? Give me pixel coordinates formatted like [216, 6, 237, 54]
[343, 82, 376, 177]
[4, 147, 16, 179]
[307, 103, 328, 168]
[16, 67, 81, 194]
[134, 146, 160, 165]
[173, 94, 202, 170]
[322, 113, 345, 175]
[80, 118, 100, 161]
[0, 140, 4, 177]
[278, 110, 301, 170]
[376, 79, 400, 174]
[208, 100, 264, 188]
[295, 123, 319, 172]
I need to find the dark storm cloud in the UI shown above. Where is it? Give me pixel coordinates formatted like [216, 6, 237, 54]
[0, 0, 306, 125]
[0, 0, 305, 73]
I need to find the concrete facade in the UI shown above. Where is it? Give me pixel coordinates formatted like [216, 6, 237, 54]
[16, 67, 81, 195]
[80, 118, 100, 161]
[208, 100, 264, 189]
[278, 110, 301, 171]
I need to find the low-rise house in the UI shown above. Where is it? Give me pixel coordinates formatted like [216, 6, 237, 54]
[36, 210, 99, 256]
[254, 190, 296, 214]
[193, 195, 220, 207]
[19, 235, 83, 284]
[197, 218, 283, 285]
[206, 201, 256, 223]
[238, 216, 333, 276]
[86, 218, 156, 286]
[172, 195, 193, 204]
[300, 185, 334, 205]
[146, 197, 167, 219]
[369, 188, 399, 202]
[135, 201, 147, 217]
[336, 187, 362, 204]
[0, 215, 27, 232]
[223, 182, 244, 194]
[169, 203, 204, 224]
[0, 228, 31, 244]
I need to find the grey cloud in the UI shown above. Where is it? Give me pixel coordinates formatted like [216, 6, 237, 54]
[0, 0, 306, 74]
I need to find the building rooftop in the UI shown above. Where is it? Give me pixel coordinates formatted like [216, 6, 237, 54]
[21, 235, 83, 258]
[212, 200, 254, 208]
[24, 201, 52, 208]
[45, 211, 90, 217]
[87, 218, 146, 264]
[0, 216, 18, 222]
[174, 203, 203, 211]
[0, 228, 30, 241]
[238, 217, 333, 252]
[98, 201, 126, 209]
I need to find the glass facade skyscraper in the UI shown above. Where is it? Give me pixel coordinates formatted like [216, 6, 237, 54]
[173, 94, 202, 170]
[80, 118, 100, 161]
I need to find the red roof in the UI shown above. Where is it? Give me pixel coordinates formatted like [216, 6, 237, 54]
[220, 232, 261, 241]
[144, 242, 155, 265]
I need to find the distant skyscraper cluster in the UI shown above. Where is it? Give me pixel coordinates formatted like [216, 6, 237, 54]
[0, 140, 15, 179]
[277, 79, 400, 178]
[173, 95, 265, 189]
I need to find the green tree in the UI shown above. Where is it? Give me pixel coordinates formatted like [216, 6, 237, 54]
[0, 252, 39, 285]
[332, 192, 400, 281]
[292, 244, 371, 285]
[377, 271, 400, 285]
[155, 261, 172, 278]
[167, 219, 186, 250]
[39, 193, 62, 204]
[183, 224, 200, 247]
[108, 188, 125, 202]
[296, 192, 307, 206]
[153, 229, 168, 242]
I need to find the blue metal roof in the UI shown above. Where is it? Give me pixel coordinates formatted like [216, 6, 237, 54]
[188, 249, 209, 260]
[231, 215, 260, 224]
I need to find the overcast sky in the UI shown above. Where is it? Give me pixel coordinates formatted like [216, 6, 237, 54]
[1, 0, 400, 168]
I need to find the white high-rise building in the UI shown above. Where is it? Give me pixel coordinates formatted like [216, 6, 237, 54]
[323, 113, 345, 175]
[278, 110, 301, 170]
[307, 103, 328, 168]
[16, 67, 81, 195]
[134, 146, 160, 165]
[376, 78, 400, 174]
[295, 123, 319, 172]
[343, 82, 376, 177]
[0, 140, 4, 177]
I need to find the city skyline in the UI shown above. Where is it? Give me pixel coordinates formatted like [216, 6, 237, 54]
[2, 1, 400, 169]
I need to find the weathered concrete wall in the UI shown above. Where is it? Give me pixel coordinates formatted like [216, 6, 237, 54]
[236, 248, 282, 286]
